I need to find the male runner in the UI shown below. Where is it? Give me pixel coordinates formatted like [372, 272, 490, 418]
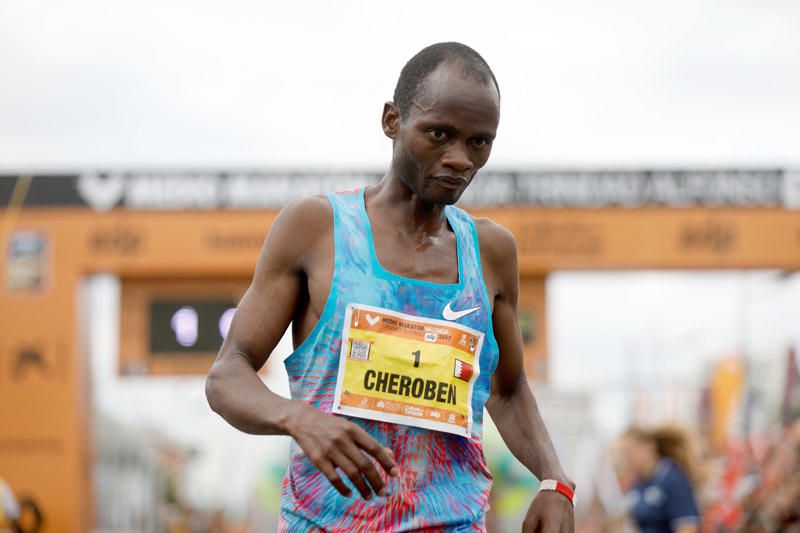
[206, 42, 575, 532]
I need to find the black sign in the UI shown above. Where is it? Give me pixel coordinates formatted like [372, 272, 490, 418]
[1, 169, 798, 209]
[150, 300, 236, 354]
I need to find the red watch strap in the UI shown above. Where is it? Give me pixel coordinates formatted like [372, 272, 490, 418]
[538, 479, 575, 505]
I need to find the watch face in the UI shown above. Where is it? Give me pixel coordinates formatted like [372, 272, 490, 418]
[149, 299, 236, 354]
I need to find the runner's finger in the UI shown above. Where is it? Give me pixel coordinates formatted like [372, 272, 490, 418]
[343, 442, 386, 497]
[351, 427, 399, 476]
[330, 449, 372, 500]
[316, 459, 352, 498]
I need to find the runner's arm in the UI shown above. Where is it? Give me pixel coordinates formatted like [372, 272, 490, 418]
[205, 196, 397, 499]
[479, 221, 571, 485]
[205, 196, 323, 434]
[478, 220, 574, 532]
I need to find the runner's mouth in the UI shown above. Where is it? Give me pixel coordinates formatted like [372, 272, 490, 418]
[433, 176, 467, 189]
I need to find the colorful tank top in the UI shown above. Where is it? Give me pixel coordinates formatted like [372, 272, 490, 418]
[279, 187, 500, 532]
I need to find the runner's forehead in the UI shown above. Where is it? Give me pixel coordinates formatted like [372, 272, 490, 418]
[410, 63, 500, 126]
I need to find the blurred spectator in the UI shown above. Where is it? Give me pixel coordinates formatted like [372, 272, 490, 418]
[619, 426, 703, 533]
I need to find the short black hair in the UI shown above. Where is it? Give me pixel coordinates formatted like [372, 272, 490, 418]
[393, 42, 500, 120]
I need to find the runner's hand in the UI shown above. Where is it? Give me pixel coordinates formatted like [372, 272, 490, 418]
[284, 403, 399, 499]
[521, 491, 574, 533]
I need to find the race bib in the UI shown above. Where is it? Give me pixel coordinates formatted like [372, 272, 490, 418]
[332, 303, 484, 438]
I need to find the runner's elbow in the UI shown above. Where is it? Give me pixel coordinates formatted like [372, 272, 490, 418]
[492, 371, 528, 401]
[205, 363, 227, 414]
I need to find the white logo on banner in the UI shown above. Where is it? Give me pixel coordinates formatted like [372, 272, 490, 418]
[76, 173, 125, 212]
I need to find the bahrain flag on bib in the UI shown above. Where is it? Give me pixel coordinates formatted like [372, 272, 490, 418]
[453, 359, 473, 382]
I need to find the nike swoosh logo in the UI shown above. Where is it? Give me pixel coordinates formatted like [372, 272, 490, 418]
[442, 302, 481, 321]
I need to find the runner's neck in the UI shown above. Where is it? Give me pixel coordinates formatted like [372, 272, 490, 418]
[365, 177, 451, 239]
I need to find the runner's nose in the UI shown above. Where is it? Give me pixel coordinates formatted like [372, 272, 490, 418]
[441, 142, 473, 173]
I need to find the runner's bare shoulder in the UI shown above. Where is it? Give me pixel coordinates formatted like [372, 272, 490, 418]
[472, 217, 517, 265]
[258, 194, 333, 271]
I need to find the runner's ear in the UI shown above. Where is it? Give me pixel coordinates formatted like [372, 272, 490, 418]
[382, 101, 400, 140]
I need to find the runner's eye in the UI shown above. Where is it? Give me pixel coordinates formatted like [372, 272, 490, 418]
[471, 137, 490, 148]
[428, 128, 447, 141]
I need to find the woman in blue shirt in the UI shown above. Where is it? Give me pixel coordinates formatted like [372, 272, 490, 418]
[620, 426, 702, 533]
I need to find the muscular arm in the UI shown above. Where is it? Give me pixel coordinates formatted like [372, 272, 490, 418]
[478, 220, 574, 532]
[205, 196, 397, 499]
[480, 221, 570, 483]
[205, 196, 321, 435]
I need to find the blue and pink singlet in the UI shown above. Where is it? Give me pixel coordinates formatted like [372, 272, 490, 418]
[280, 187, 500, 532]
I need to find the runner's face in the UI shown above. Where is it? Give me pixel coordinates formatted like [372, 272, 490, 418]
[385, 62, 500, 205]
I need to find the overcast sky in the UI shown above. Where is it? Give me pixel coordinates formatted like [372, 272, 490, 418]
[1, 0, 799, 170]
